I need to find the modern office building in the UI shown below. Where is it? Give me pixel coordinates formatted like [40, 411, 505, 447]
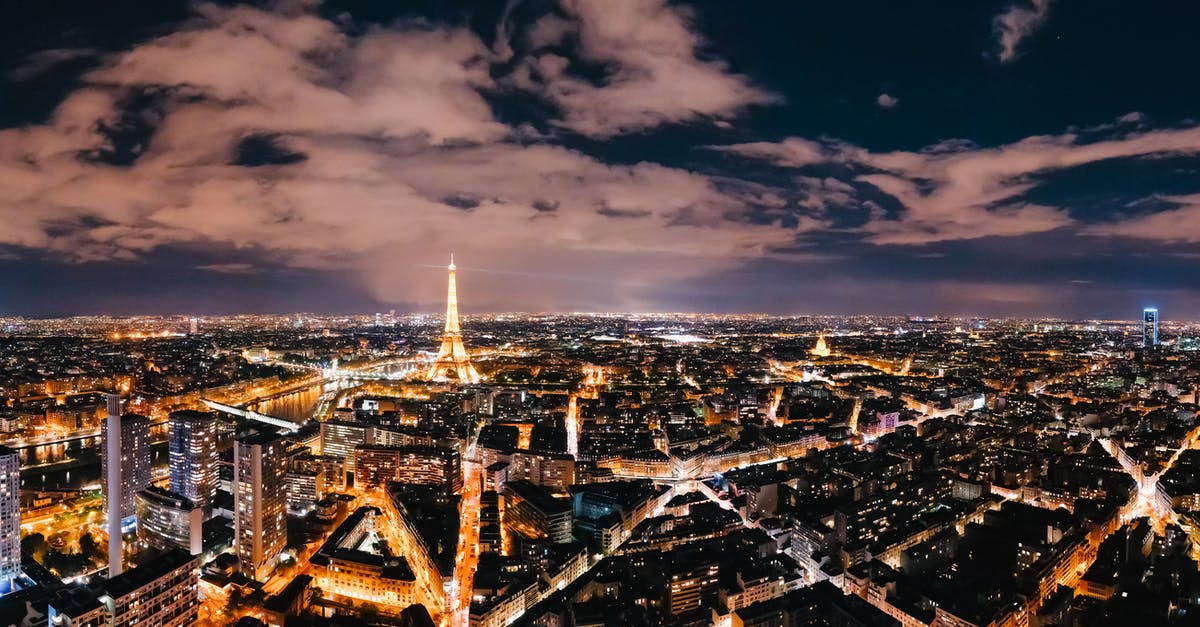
[234, 432, 288, 581]
[1144, 307, 1159, 348]
[168, 410, 218, 514]
[0, 447, 20, 595]
[135, 486, 203, 555]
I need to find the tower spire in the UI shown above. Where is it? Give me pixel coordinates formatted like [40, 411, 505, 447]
[426, 254, 479, 383]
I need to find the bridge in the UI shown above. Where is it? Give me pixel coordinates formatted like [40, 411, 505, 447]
[201, 399, 302, 432]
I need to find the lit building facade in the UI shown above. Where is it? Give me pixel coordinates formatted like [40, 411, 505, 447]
[309, 507, 417, 611]
[320, 420, 374, 477]
[0, 447, 19, 594]
[502, 480, 573, 545]
[48, 549, 199, 627]
[1144, 307, 1159, 348]
[285, 467, 325, 516]
[135, 486, 203, 555]
[167, 410, 218, 514]
[101, 413, 151, 522]
[354, 445, 462, 492]
[234, 432, 287, 581]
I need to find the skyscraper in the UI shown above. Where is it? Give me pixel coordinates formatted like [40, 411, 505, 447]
[426, 254, 480, 383]
[101, 396, 150, 577]
[168, 410, 218, 514]
[0, 447, 21, 594]
[102, 412, 151, 521]
[1143, 307, 1159, 348]
[234, 431, 287, 581]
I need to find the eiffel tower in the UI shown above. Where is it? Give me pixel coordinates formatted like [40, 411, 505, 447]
[426, 255, 481, 383]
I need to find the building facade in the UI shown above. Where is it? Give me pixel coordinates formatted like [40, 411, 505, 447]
[234, 432, 288, 581]
[101, 413, 151, 522]
[168, 410, 218, 514]
[0, 447, 19, 594]
[135, 486, 203, 555]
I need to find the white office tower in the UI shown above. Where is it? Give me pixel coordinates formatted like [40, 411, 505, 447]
[234, 432, 287, 581]
[0, 446, 20, 594]
[102, 395, 150, 577]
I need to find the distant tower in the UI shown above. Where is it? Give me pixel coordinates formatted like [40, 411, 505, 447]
[188, 317, 199, 335]
[0, 446, 20, 594]
[426, 254, 481, 383]
[1143, 308, 1159, 348]
[811, 334, 832, 358]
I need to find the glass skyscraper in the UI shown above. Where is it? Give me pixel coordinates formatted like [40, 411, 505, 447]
[1143, 307, 1159, 348]
[168, 410, 218, 514]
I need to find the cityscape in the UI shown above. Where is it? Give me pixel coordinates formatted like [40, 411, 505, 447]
[0, 262, 1197, 626]
[4, 1, 1200, 627]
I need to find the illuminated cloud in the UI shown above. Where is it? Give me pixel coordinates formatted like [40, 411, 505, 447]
[1083, 194, 1200, 243]
[720, 120, 1200, 245]
[0, 3, 795, 310]
[993, 0, 1053, 63]
[517, 0, 778, 138]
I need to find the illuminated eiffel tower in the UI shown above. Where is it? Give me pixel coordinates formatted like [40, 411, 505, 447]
[426, 255, 480, 383]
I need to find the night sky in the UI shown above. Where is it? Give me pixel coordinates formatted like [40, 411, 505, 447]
[2, 0, 1199, 318]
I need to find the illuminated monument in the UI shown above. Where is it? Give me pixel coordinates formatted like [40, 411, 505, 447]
[426, 255, 480, 383]
[811, 334, 832, 358]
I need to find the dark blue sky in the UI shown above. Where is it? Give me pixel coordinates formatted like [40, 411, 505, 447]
[2, 0, 1199, 318]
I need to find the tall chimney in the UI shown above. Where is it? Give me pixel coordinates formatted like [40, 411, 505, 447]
[105, 393, 123, 577]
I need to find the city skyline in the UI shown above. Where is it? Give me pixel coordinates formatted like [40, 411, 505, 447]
[2, 1, 1200, 318]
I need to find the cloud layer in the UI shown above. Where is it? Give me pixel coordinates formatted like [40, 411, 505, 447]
[0, 1, 793, 310]
[3, 0, 1200, 316]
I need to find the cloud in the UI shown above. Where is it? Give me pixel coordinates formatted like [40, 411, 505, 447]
[993, 0, 1053, 63]
[718, 119, 1200, 245]
[708, 138, 827, 168]
[0, 3, 799, 311]
[7, 48, 98, 81]
[1083, 193, 1200, 243]
[196, 263, 259, 274]
[514, 0, 778, 138]
[875, 93, 898, 109]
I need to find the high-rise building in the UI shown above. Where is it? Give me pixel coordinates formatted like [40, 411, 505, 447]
[102, 396, 150, 578]
[0, 447, 20, 594]
[234, 432, 288, 581]
[168, 410, 218, 514]
[426, 254, 480, 383]
[188, 317, 199, 335]
[135, 486, 203, 555]
[1143, 307, 1159, 348]
[102, 413, 151, 522]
